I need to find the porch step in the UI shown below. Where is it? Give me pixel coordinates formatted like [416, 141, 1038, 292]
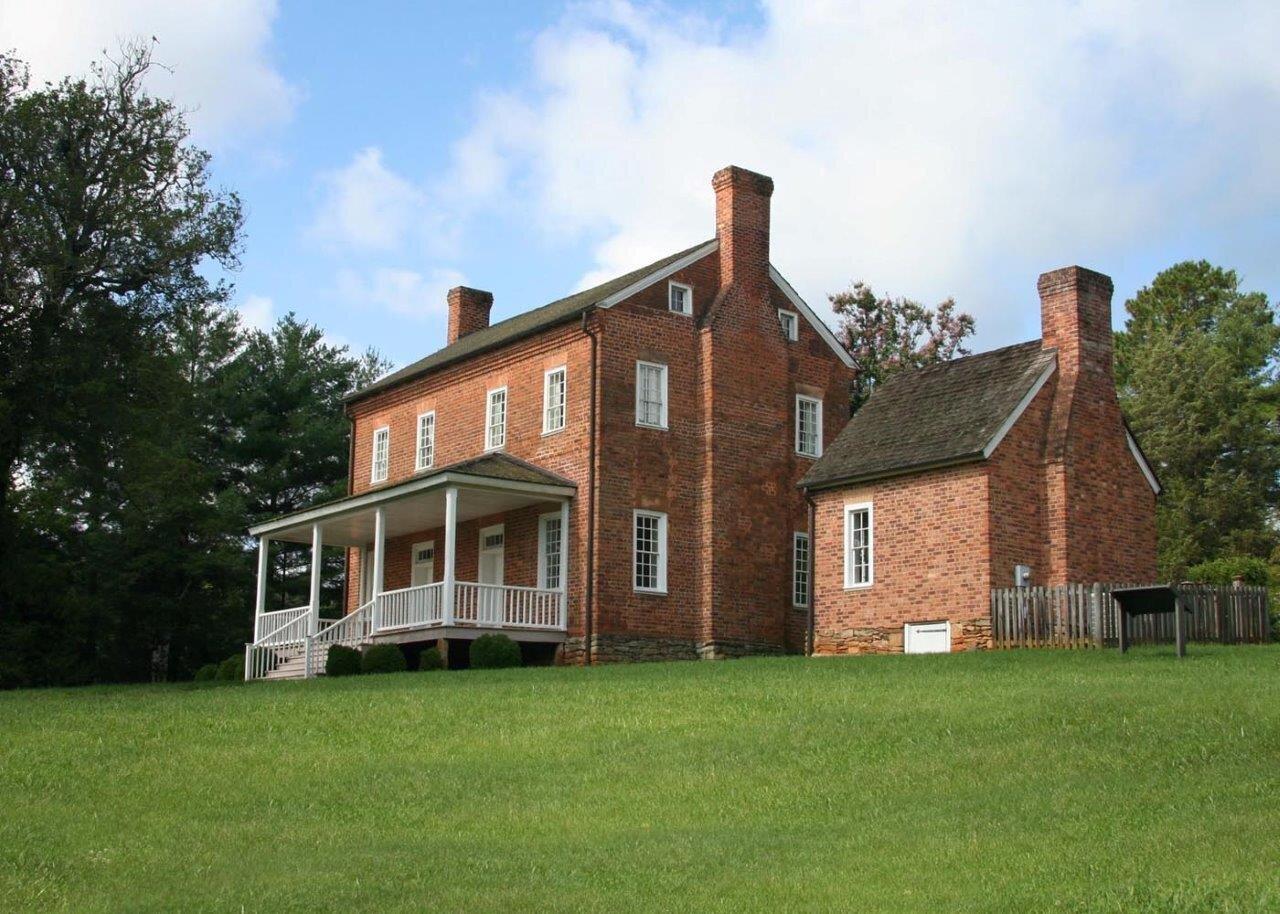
[257, 642, 334, 681]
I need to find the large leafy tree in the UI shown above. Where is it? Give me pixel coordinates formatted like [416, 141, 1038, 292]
[830, 282, 975, 413]
[1115, 261, 1280, 576]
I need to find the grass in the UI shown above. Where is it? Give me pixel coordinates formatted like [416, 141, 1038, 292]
[1, 646, 1278, 913]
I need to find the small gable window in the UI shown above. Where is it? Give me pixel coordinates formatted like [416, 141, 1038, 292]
[778, 309, 799, 341]
[668, 281, 693, 316]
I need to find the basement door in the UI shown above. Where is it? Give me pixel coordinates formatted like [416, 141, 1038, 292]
[478, 525, 505, 624]
[904, 621, 951, 654]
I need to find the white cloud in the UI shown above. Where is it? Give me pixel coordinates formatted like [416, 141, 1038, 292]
[310, 147, 428, 251]
[0, 0, 296, 145]
[436, 0, 1280, 345]
[335, 266, 465, 320]
[235, 293, 275, 331]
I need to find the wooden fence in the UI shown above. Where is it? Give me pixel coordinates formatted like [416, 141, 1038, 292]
[990, 582, 1270, 649]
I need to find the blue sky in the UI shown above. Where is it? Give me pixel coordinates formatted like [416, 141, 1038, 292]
[5, 0, 1279, 370]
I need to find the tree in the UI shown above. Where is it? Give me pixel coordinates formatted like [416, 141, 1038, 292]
[1115, 261, 1280, 577]
[830, 282, 975, 413]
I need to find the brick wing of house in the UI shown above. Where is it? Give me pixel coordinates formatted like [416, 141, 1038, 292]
[245, 165, 858, 678]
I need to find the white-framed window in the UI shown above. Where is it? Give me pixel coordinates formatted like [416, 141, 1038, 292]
[844, 503, 874, 588]
[415, 411, 435, 471]
[793, 532, 810, 607]
[795, 394, 823, 458]
[778, 309, 799, 341]
[668, 281, 693, 316]
[538, 512, 564, 590]
[635, 361, 669, 429]
[370, 426, 389, 483]
[485, 386, 507, 450]
[633, 510, 668, 593]
[543, 366, 567, 434]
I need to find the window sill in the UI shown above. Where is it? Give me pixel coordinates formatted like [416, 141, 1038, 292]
[634, 587, 668, 596]
[795, 451, 821, 460]
[541, 426, 565, 438]
[636, 421, 668, 431]
[414, 464, 434, 474]
[843, 582, 874, 591]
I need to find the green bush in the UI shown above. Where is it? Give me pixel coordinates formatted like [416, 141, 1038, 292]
[470, 633, 521, 669]
[1186, 556, 1273, 586]
[418, 646, 444, 671]
[361, 644, 407, 675]
[216, 653, 244, 681]
[325, 645, 362, 677]
[193, 663, 219, 682]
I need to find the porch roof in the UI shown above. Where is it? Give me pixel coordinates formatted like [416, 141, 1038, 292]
[248, 453, 575, 547]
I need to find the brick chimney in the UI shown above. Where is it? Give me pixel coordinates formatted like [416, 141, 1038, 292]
[446, 286, 493, 345]
[1037, 265, 1114, 382]
[712, 165, 773, 301]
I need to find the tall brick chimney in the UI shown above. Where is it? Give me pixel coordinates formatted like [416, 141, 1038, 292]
[712, 165, 773, 301]
[1037, 265, 1114, 382]
[446, 286, 493, 345]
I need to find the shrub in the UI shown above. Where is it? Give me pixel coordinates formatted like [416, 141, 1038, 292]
[361, 644, 407, 675]
[418, 646, 444, 671]
[1185, 556, 1273, 587]
[193, 663, 219, 682]
[470, 633, 521, 669]
[325, 645, 362, 677]
[216, 653, 244, 681]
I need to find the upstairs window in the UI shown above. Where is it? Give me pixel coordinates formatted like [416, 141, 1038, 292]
[486, 387, 507, 450]
[844, 503, 873, 588]
[543, 367, 567, 434]
[371, 426, 389, 483]
[793, 532, 810, 607]
[778, 309, 799, 341]
[415, 411, 435, 471]
[668, 281, 693, 316]
[795, 395, 823, 458]
[633, 510, 668, 593]
[635, 361, 669, 429]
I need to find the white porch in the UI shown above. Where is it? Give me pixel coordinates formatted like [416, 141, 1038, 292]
[243, 454, 575, 680]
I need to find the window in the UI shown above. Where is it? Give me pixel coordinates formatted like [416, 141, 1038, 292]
[415, 411, 435, 471]
[538, 512, 564, 590]
[844, 503, 873, 588]
[778, 309, 799, 341]
[635, 361, 668, 429]
[486, 387, 507, 450]
[795, 395, 823, 458]
[371, 426, 389, 483]
[633, 510, 667, 593]
[793, 532, 810, 607]
[668, 281, 693, 316]
[543, 367, 567, 434]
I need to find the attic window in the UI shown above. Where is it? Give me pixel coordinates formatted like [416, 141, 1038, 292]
[668, 281, 693, 316]
[778, 309, 799, 341]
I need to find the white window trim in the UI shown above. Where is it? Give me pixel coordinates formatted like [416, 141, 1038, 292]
[795, 394, 823, 458]
[843, 502, 874, 590]
[632, 509, 668, 594]
[668, 280, 693, 316]
[537, 511, 564, 590]
[415, 410, 436, 472]
[635, 361, 669, 430]
[485, 386, 507, 451]
[778, 309, 799, 342]
[370, 426, 390, 484]
[542, 366, 567, 435]
[792, 532, 810, 608]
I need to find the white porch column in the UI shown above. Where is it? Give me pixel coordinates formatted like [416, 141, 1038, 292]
[443, 486, 459, 626]
[558, 499, 570, 629]
[254, 536, 270, 640]
[308, 524, 323, 636]
[372, 506, 386, 630]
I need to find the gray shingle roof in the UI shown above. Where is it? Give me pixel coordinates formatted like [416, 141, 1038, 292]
[346, 239, 716, 403]
[801, 340, 1057, 490]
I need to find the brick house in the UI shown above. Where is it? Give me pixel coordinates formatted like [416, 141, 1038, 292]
[800, 266, 1160, 655]
[243, 166, 1158, 679]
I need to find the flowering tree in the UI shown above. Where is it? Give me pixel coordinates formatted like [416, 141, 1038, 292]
[830, 281, 975, 414]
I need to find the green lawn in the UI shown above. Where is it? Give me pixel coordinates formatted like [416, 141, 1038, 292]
[2, 646, 1278, 913]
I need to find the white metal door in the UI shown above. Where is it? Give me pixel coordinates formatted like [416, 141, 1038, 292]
[478, 525, 505, 623]
[411, 541, 435, 587]
[904, 621, 951, 654]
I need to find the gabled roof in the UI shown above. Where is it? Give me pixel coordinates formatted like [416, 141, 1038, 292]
[345, 240, 716, 403]
[801, 341, 1058, 490]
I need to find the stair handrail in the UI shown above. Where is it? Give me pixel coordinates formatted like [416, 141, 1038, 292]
[253, 606, 311, 647]
[304, 600, 374, 677]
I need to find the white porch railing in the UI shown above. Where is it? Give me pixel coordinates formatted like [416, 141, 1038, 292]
[305, 599, 374, 677]
[378, 582, 444, 630]
[453, 582, 564, 629]
[245, 607, 313, 680]
[253, 605, 309, 643]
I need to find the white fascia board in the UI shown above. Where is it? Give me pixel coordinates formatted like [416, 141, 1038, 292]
[768, 266, 856, 368]
[598, 240, 720, 309]
[1126, 430, 1162, 495]
[981, 359, 1057, 459]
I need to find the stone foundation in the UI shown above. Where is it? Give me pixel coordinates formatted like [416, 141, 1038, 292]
[814, 617, 992, 655]
[558, 635, 788, 665]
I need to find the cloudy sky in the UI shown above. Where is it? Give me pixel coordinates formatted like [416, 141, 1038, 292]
[3, 0, 1278, 366]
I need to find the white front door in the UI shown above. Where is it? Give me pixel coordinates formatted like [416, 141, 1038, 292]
[478, 525, 505, 623]
[411, 541, 435, 587]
